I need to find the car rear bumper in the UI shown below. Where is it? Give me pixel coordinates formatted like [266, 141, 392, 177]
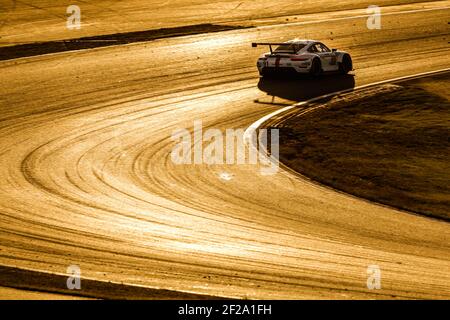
[259, 66, 309, 75]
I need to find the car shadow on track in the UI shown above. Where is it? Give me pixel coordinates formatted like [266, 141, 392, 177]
[256, 74, 355, 105]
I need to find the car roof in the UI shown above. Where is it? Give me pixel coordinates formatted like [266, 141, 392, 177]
[285, 39, 318, 45]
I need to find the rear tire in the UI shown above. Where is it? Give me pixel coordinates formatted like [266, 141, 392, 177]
[339, 54, 352, 74]
[309, 58, 322, 77]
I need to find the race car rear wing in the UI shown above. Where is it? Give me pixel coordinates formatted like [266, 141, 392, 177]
[252, 42, 289, 54]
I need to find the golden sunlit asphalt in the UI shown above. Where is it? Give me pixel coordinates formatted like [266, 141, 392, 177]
[0, 1, 449, 299]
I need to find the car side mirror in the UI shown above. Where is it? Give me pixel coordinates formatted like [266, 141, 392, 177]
[332, 48, 337, 52]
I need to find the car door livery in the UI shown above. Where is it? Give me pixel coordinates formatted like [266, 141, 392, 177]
[316, 43, 338, 71]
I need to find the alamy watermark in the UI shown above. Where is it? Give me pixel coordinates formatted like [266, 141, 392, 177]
[66, 5, 81, 30]
[171, 120, 279, 175]
[367, 5, 381, 30]
[367, 265, 381, 289]
[66, 264, 81, 290]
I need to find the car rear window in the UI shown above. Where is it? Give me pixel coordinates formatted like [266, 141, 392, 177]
[274, 43, 306, 53]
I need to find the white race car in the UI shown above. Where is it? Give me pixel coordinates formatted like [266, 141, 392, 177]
[252, 39, 353, 77]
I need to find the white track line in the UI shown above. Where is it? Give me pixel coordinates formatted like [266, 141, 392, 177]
[244, 67, 450, 147]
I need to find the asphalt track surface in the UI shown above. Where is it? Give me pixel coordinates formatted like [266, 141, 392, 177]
[0, 1, 449, 299]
